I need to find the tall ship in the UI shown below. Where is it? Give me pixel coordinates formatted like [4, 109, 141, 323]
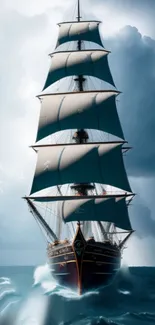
[25, 0, 134, 294]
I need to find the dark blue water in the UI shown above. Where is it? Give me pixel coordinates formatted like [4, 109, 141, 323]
[0, 265, 155, 325]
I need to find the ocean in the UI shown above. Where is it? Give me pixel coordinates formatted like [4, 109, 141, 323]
[0, 265, 155, 325]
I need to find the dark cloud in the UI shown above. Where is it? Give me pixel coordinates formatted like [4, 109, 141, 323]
[90, 0, 155, 9]
[87, 0, 155, 39]
[89, 0, 155, 16]
[130, 199, 155, 238]
[105, 26, 155, 177]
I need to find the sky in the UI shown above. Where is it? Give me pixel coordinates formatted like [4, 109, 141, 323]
[0, 0, 155, 266]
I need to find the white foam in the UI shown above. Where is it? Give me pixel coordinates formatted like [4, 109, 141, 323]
[0, 289, 16, 300]
[118, 289, 131, 295]
[33, 264, 57, 292]
[0, 277, 11, 286]
[33, 264, 99, 299]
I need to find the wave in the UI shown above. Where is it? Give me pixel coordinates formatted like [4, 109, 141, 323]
[0, 266, 155, 325]
[0, 289, 18, 301]
[33, 264, 99, 299]
[0, 277, 11, 286]
[115, 311, 155, 325]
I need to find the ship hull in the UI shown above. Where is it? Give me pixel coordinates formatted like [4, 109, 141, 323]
[47, 226, 121, 294]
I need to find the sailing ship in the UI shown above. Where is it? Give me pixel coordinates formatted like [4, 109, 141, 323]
[24, 0, 134, 294]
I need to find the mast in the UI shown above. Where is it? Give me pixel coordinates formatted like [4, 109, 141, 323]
[75, 0, 85, 93]
[77, 0, 81, 22]
[73, 0, 91, 196]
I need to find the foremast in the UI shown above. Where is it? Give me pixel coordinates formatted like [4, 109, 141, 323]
[25, 0, 135, 247]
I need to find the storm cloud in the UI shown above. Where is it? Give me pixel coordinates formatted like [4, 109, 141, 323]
[105, 26, 155, 177]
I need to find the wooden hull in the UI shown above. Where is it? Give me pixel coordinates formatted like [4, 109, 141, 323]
[47, 226, 121, 294]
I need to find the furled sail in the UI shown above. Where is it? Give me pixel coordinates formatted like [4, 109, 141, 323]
[43, 50, 115, 90]
[30, 143, 132, 195]
[60, 197, 132, 231]
[36, 91, 124, 141]
[56, 21, 103, 47]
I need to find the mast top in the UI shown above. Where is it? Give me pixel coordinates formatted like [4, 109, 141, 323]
[77, 0, 81, 22]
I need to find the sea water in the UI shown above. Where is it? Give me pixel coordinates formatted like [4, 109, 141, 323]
[0, 265, 155, 325]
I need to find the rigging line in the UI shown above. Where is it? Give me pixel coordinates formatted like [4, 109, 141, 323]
[65, 184, 70, 196]
[56, 79, 61, 93]
[56, 131, 67, 144]
[27, 200, 56, 242]
[71, 222, 75, 235]
[71, 1, 77, 22]
[94, 184, 98, 195]
[90, 76, 97, 91]
[67, 223, 73, 239]
[72, 76, 77, 91]
[70, 129, 73, 143]
[57, 185, 63, 196]
[69, 76, 74, 92]
[66, 0, 76, 22]
[89, 128, 94, 142]
[56, 132, 64, 144]
[35, 203, 58, 217]
[33, 212, 48, 244]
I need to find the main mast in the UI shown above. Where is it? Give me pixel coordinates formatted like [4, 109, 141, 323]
[76, 0, 85, 91]
[75, 0, 84, 95]
[77, 0, 81, 22]
[72, 0, 93, 196]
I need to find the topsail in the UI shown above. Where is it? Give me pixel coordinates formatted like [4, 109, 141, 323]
[36, 91, 124, 141]
[43, 50, 115, 90]
[30, 142, 132, 195]
[56, 21, 103, 47]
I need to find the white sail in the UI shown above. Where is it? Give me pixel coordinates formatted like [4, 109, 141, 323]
[36, 91, 124, 141]
[43, 50, 115, 90]
[59, 197, 132, 231]
[56, 21, 103, 47]
[30, 142, 132, 195]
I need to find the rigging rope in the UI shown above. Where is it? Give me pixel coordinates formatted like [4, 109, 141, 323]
[30, 210, 49, 244]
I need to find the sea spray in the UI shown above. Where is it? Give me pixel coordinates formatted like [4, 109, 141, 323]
[33, 264, 99, 299]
